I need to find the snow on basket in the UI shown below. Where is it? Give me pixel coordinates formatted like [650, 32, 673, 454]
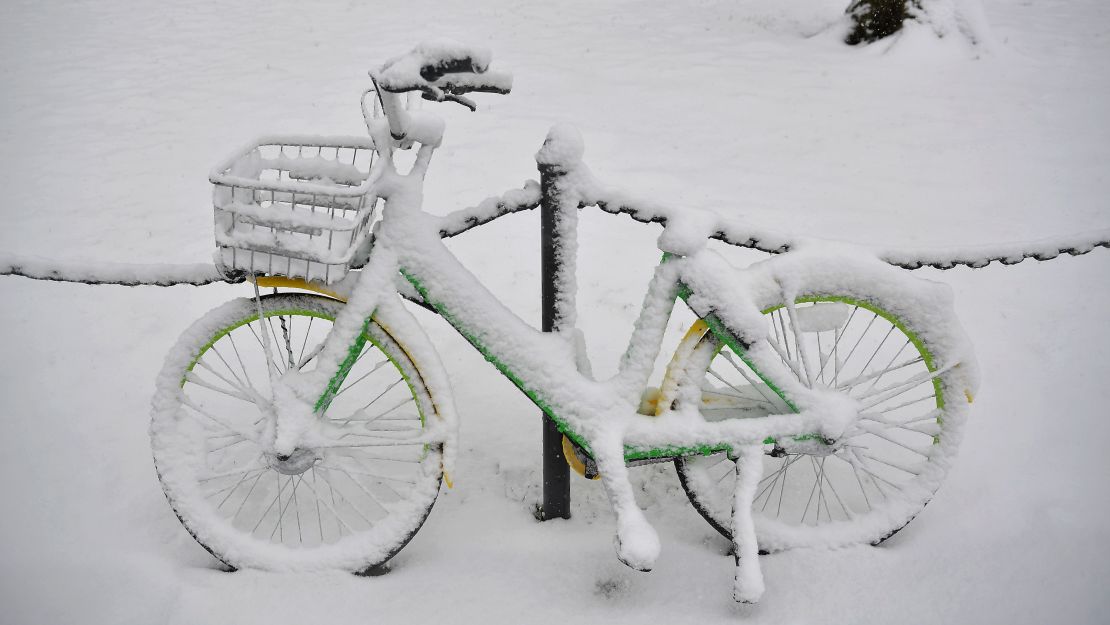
[210, 135, 385, 284]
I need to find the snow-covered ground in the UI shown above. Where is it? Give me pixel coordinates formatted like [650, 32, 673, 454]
[2, 0, 1108, 623]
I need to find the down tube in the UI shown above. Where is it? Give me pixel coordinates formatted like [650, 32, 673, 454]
[395, 245, 597, 455]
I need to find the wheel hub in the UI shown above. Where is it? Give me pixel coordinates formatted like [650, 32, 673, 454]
[266, 447, 319, 475]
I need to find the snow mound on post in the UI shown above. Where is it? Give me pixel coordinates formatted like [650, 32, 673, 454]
[535, 124, 585, 168]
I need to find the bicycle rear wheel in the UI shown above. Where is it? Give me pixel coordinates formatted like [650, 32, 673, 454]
[670, 285, 973, 552]
[151, 293, 443, 572]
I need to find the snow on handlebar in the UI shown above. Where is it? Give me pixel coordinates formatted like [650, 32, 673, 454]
[370, 39, 512, 111]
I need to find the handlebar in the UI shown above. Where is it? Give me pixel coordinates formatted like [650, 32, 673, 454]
[368, 40, 512, 140]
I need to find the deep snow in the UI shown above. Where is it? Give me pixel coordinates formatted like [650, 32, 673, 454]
[1, 0, 1108, 623]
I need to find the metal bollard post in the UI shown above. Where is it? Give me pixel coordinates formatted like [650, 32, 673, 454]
[537, 159, 571, 521]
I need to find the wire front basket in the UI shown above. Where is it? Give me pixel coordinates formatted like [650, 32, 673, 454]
[210, 135, 383, 285]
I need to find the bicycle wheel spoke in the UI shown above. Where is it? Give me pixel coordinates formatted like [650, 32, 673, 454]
[338, 428, 424, 442]
[766, 337, 806, 384]
[818, 457, 854, 520]
[297, 470, 359, 533]
[226, 333, 255, 389]
[320, 440, 426, 449]
[833, 312, 878, 386]
[337, 377, 405, 426]
[185, 369, 254, 404]
[332, 449, 421, 464]
[251, 474, 288, 534]
[321, 464, 415, 485]
[199, 463, 266, 484]
[858, 363, 955, 410]
[214, 467, 267, 508]
[329, 452, 419, 499]
[858, 424, 931, 457]
[231, 470, 267, 524]
[839, 452, 874, 511]
[851, 325, 895, 388]
[715, 463, 734, 484]
[874, 392, 936, 417]
[265, 317, 289, 374]
[757, 453, 802, 490]
[245, 321, 286, 376]
[205, 469, 261, 503]
[707, 366, 776, 409]
[329, 466, 391, 514]
[817, 306, 858, 381]
[292, 474, 303, 543]
[700, 388, 773, 406]
[800, 459, 821, 525]
[359, 420, 423, 432]
[297, 317, 316, 365]
[195, 356, 261, 404]
[757, 462, 782, 513]
[208, 344, 251, 392]
[342, 393, 413, 427]
[837, 355, 924, 391]
[812, 457, 829, 523]
[865, 339, 911, 392]
[313, 466, 381, 526]
[784, 300, 814, 388]
[775, 309, 793, 363]
[861, 407, 943, 429]
[720, 351, 783, 407]
[209, 436, 251, 454]
[180, 398, 257, 442]
[311, 468, 325, 543]
[844, 450, 895, 499]
[297, 339, 326, 368]
[269, 475, 305, 541]
[756, 455, 802, 509]
[333, 356, 391, 399]
[858, 451, 922, 476]
[816, 331, 826, 385]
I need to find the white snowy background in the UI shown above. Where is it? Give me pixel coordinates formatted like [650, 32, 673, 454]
[1, 0, 1108, 623]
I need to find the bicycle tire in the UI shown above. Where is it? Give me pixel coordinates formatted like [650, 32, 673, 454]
[151, 293, 444, 572]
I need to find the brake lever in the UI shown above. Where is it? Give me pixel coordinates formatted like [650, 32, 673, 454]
[441, 93, 478, 111]
[414, 85, 477, 111]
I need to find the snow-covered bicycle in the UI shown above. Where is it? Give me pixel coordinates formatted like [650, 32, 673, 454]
[151, 41, 978, 603]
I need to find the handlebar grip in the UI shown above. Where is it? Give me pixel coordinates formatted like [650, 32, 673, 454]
[435, 70, 513, 96]
[375, 40, 493, 93]
[420, 57, 485, 82]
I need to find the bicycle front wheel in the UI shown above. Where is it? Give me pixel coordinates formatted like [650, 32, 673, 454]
[670, 285, 974, 552]
[151, 293, 443, 572]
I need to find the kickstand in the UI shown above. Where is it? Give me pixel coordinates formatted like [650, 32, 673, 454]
[731, 445, 766, 603]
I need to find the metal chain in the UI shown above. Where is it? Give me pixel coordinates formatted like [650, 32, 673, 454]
[274, 288, 295, 369]
[878, 239, 1110, 270]
[2, 181, 1107, 287]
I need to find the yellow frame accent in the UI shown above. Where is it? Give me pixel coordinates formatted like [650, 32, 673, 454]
[655, 319, 711, 416]
[563, 435, 600, 480]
